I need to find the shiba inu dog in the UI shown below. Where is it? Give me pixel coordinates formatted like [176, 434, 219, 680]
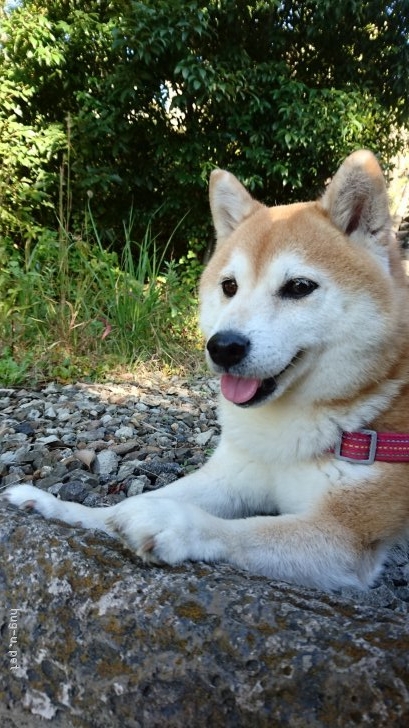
[4, 150, 409, 590]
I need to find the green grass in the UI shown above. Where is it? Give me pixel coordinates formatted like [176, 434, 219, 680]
[0, 210, 203, 386]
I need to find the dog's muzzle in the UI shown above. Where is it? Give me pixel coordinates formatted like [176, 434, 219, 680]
[206, 331, 303, 407]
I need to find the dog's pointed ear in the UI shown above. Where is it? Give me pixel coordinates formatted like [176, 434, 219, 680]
[209, 169, 263, 241]
[321, 150, 392, 250]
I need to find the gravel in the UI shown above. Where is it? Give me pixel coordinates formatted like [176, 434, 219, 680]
[1, 374, 408, 608]
[0, 375, 220, 507]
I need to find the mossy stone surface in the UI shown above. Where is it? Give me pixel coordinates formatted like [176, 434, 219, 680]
[1, 506, 408, 727]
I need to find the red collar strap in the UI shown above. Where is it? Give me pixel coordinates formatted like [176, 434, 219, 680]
[332, 429, 409, 464]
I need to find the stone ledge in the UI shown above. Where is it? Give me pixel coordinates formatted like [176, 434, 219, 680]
[1, 506, 408, 727]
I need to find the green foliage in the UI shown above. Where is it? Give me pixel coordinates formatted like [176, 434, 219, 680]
[74, 0, 409, 247]
[0, 209, 199, 383]
[85, 206, 192, 360]
[1, 0, 408, 257]
[0, 0, 117, 243]
[0, 0, 408, 381]
[0, 93, 65, 243]
[0, 347, 33, 386]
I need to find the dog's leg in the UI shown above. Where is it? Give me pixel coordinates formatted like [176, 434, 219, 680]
[2, 443, 272, 533]
[2, 483, 121, 535]
[107, 486, 391, 590]
[2, 471, 394, 589]
[2, 470, 229, 536]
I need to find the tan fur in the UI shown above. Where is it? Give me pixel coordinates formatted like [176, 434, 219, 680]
[324, 468, 409, 546]
[202, 202, 397, 301]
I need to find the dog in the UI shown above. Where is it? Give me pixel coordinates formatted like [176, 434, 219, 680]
[4, 150, 409, 590]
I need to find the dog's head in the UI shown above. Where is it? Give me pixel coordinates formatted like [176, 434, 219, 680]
[199, 151, 406, 408]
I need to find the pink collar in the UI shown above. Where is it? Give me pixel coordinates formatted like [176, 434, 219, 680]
[333, 429, 409, 464]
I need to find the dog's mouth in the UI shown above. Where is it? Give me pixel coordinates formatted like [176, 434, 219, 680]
[220, 353, 302, 407]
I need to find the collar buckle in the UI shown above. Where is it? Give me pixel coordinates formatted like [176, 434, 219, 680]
[334, 429, 378, 465]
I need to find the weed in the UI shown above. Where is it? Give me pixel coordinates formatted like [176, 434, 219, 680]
[0, 209, 202, 384]
[0, 347, 33, 386]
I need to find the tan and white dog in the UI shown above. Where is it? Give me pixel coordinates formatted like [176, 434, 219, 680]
[4, 150, 409, 590]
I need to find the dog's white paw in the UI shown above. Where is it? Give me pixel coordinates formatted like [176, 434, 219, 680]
[2, 483, 62, 519]
[108, 496, 224, 566]
[3, 483, 121, 533]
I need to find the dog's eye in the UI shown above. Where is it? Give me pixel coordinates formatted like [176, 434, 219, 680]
[279, 278, 318, 300]
[221, 278, 238, 298]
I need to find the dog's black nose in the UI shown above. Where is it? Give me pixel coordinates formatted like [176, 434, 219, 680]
[207, 331, 250, 369]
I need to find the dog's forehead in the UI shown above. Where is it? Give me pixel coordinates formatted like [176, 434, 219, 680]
[250, 202, 341, 259]
[214, 202, 337, 274]
[208, 201, 391, 297]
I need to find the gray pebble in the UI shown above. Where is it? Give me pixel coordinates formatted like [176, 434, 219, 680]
[127, 476, 150, 496]
[94, 450, 119, 475]
[58, 481, 91, 503]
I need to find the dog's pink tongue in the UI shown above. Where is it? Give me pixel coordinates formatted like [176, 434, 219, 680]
[220, 374, 260, 404]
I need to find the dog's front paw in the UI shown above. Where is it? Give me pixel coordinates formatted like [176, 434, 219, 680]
[108, 496, 224, 566]
[2, 484, 61, 519]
